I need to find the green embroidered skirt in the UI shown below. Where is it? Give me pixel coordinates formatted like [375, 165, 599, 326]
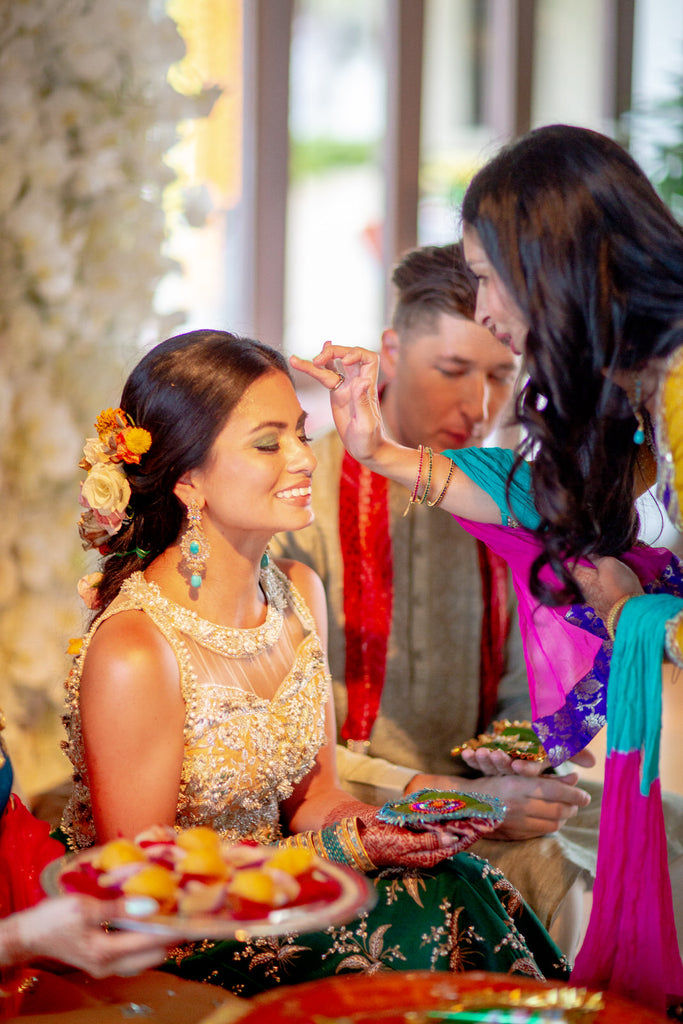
[161, 852, 570, 998]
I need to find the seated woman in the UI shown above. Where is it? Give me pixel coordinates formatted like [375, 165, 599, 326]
[59, 329, 568, 997]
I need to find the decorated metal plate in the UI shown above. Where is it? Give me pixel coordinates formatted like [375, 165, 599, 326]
[376, 788, 504, 830]
[451, 719, 547, 762]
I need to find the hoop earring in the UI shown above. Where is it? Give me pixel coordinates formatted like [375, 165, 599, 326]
[180, 499, 210, 589]
[632, 378, 645, 445]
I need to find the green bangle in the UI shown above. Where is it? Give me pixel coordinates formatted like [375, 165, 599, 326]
[319, 825, 349, 865]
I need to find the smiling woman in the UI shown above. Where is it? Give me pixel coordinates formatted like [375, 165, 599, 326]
[56, 328, 569, 996]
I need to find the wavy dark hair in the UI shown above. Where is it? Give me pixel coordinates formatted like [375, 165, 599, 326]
[92, 329, 291, 614]
[461, 123, 683, 604]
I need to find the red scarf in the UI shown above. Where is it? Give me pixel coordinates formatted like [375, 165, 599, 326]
[339, 451, 393, 744]
[476, 538, 511, 732]
[339, 449, 510, 745]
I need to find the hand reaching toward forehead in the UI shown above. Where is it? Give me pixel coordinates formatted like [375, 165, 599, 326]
[291, 343, 503, 524]
[290, 343, 388, 465]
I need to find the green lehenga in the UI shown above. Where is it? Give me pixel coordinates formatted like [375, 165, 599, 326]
[162, 853, 568, 997]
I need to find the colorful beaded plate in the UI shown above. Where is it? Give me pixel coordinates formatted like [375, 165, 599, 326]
[450, 719, 547, 762]
[376, 788, 504, 829]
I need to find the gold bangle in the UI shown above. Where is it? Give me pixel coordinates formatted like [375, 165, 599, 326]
[417, 446, 434, 505]
[337, 817, 376, 872]
[280, 832, 313, 853]
[426, 458, 455, 508]
[605, 595, 631, 640]
[310, 831, 328, 860]
[403, 444, 425, 517]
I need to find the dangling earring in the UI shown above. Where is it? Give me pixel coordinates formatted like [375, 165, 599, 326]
[632, 378, 645, 445]
[180, 499, 210, 589]
[260, 547, 270, 570]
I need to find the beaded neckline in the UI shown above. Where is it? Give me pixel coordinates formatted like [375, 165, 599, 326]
[122, 567, 288, 657]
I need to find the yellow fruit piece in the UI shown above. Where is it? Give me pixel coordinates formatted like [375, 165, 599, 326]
[228, 869, 277, 905]
[122, 865, 179, 904]
[176, 826, 221, 852]
[266, 846, 314, 876]
[177, 847, 229, 879]
[94, 838, 147, 871]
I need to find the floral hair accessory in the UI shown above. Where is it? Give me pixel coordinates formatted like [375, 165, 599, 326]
[77, 572, 104, 610]
[77, 408, 152, 552]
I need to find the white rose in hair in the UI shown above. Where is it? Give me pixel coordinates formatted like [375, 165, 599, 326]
[80, 462, 131, 530]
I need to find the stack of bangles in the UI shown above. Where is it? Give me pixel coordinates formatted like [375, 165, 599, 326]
[403, 445, 455, 517]
[279, 817, 376, 873]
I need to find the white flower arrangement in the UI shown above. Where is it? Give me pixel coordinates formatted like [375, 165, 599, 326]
[0, 0, 217, 795]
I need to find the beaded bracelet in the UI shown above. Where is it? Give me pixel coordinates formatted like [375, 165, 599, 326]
[403, 444, 426, 517]
[605, 595, 632, 641]
[417, 446, 434, 505]
[665, 608, 683, 669]
[426, 458, 455, 509]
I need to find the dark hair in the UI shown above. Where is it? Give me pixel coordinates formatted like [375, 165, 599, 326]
[94, 329, 291, 612]
[462, 124, 683, 603]
[391, 241, 476, 334]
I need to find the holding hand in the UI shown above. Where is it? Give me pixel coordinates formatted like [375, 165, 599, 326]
[324, 798, 501, 870]
[0, 894, 182, 977]
[405, 767, 592, 843]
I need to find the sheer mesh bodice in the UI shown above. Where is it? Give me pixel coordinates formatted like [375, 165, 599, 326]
[61, 564, 330, 850]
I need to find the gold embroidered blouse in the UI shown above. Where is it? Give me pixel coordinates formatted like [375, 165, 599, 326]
[61, 564, 330, 850]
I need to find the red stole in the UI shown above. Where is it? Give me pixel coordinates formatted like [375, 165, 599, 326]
[339, 449, 509, 745]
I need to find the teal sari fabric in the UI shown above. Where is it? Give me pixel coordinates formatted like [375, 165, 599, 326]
[441, 448, 540, 529]
[0, 742, 12, 817]
[161, 852, 569, 997]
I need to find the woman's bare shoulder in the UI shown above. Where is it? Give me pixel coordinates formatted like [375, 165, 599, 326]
[83, 609, 178, 694]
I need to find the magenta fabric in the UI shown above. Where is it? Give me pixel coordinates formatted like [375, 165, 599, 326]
[571, 752, 683, 1012]
[452, 518, 602, 720]
[453, 517, 673, 729]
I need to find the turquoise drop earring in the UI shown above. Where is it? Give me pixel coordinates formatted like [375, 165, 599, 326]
[180, 499, 210, 589]
[260, 548, 270, 570]
[632, 378, 645, 445]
